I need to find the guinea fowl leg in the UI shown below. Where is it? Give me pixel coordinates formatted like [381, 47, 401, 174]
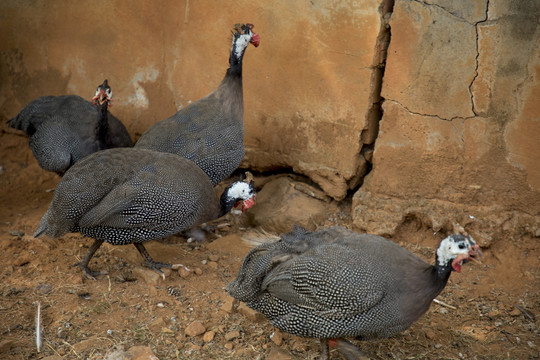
[134, 243, 172, 274]
[329, 339, 367, 360]
[320, 339, 330, 360]
[75, 239, 104, 280]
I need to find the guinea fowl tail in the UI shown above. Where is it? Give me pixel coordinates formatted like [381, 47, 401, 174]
[33, 214, 49, 238]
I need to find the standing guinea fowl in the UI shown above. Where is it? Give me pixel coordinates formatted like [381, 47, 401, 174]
[8, 80, 133, 175]
[135, 23, 260, 186]
[33, 147, 256, 279]
[227, 226, 483, 359]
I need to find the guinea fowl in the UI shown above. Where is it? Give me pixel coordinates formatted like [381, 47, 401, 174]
[33, 147, 256, 279]
[135, 23, 260, 186]
[8, 80, 132, 175]
[227, 226, 482, 359]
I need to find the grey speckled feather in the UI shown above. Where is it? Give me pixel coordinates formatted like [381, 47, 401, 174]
[8, 82, 132, 175]
[135, 24, 259, 186]
[227, 226, 480, 342]
[35, 148, 224, 244]
[33, 147, 256, 278]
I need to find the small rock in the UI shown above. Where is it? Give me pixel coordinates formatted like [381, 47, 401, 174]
[224, 343, 234, 350]
[179, 267, 192, 279]
[0, 339, 15, 352]
[238, 302, 265, 322]
[487, 310, 500, 318]
[208, 261, 218, 269]
[425, 330, 436, 340]
[221, 296, 237, 313]
[185, 321, 206, 337]
[148, 318, 167, 332]
[203, 331, 216, 342]
[224, 330, 240, 341]
[194, 267, 203, 275]
[73, 337, 103, 353]
[270, 331, 283, 346]
[208, 254, 219, 262]
[162, 327, 174, 334]
[509, 307, 522, 317]
[267, 345, 295, 360]
[125, 345, 159, 360]
[132, 267, 163, 286]
[36, 283, 52, 295]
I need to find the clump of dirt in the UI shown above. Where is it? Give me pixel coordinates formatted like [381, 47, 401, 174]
[0, 129, 538, 359]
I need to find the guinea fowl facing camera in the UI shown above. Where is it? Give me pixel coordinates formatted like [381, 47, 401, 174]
[7, 80, 133, 175]
[33, 148, 256, 280]
[135, 23, 260, 186]
[227, 226, 483, 360]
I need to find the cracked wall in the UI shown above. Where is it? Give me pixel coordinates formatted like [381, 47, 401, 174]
[0, 0, 538, 239]
[353, 0, 540, 241]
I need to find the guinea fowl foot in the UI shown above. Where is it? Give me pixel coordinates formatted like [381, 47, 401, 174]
[328, 339, 367, 360]
[74, 263, 103, 281]
[134, 243, 172, 278]
[75, 239, 105, 280]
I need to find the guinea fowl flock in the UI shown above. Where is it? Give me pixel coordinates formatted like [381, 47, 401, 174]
[8, 23, 484, 360]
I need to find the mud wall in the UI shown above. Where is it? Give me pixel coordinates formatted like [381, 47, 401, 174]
[1, 0, 538, 239]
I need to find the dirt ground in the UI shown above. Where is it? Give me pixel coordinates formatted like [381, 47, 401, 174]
[0, 129, 538, 360]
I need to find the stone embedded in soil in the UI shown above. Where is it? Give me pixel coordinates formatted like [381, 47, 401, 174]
[132, 266, 163, 285]
[208, 254, 219, 262]
[179, 267, 192, 279]
[425, 329, 436, 340]
[208, 261, 218, 269]
[224, 330, 240, 341]
[220, 296, 237, 313]
[73, 337, 104, 353]
[125, 345, 159, 360]
[224, 343, 234, 350]
[185, 320, 206, 337]
[238, 302, 265, 322]
[203, 330, 216, 342]
[270, 330, 283, 346]
[0, 339, 15, 353]
[267, 345, 296, 360]
[509, 308, 522, 317]
[149, 317, 167, 333]
[194, 267, 203, 275]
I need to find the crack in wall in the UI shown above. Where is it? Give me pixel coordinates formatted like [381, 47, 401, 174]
[412, 0, 473, 24]
[386, 99, 476, 122]
[469, 0, 490, 117]
[349, 0, 395, 194]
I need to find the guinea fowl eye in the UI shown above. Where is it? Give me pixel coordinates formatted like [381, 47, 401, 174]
[458, 243, 466, 249]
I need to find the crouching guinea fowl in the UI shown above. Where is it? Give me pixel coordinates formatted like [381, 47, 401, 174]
[227, 226, 482, 359]
[135, 23, 260, 186]
[34, 147, 256, 280]
[8, 80, 133, 175]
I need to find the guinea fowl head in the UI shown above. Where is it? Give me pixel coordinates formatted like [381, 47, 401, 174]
[231, 23, 260, 60]
[435, 234, 483, 277]
[92, 79, 113, 107]
[220, 180, 256, 216]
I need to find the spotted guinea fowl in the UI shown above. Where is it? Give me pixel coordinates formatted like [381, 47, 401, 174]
[8, 80, 132, 175]
[33, 147, 256, 279]
[135, 23, 260, 186]
[227, 226, 482, 359]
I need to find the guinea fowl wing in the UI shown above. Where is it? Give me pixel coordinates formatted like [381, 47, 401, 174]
[77, 166, 210, 233]
[262, 242, 387, 319]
